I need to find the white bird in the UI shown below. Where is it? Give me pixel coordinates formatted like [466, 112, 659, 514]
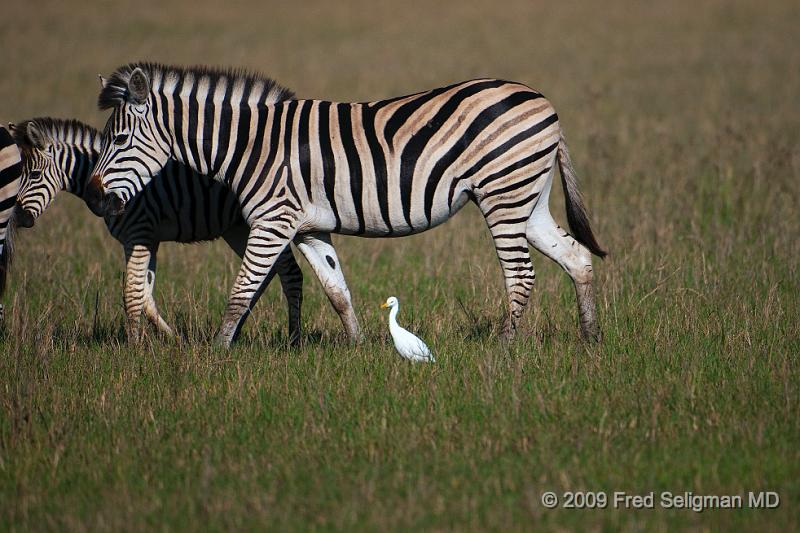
[381, 296, 435, 363]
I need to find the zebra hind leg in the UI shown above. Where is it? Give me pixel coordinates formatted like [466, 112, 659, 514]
[488, 225, 535, 340]
[526, 207, 600, 342]
[466, 201, 535, 340]
[475, 183, 539, 340]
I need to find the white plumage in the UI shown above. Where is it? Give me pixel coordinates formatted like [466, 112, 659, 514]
[381, 296, 435, 363]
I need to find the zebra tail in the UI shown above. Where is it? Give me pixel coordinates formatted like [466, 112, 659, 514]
[556, 135, 607, 258]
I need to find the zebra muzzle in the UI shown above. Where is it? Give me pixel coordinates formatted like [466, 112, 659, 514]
[103, 193, 126, 217]
[86, 174, 106, 216]
[86, 174, 125, 217]
[14, 204, 35, 228]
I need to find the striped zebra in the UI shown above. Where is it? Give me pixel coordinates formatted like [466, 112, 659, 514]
[0, 125, 22, 322]
[90, 63, 606, 348]
[11, 117, 361, 343]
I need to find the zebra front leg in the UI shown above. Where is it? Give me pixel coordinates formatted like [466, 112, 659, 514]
[141, 246, 177, 338]
[295, 233, 362, 343]
[273, 248, 303, 346]
[222, 227, 304, 346]
[214, 220, 298, 348]
[123, 243, 155, 343]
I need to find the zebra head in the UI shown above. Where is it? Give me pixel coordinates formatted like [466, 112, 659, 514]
[91, 65, 172, 217]
[10, 119, 96, 227]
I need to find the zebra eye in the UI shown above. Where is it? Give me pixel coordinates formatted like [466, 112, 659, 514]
[29, 170, 42, 181]
[113, 134, 129, 145]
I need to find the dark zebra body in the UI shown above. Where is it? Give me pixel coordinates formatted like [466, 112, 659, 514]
[92, 63, 606, 347]
[12, 118, 360, 343]
[0, 125, 22, 322]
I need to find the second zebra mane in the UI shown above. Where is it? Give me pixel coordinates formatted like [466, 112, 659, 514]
[11, 117, 98, 151]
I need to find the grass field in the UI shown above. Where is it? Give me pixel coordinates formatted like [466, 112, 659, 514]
[1, 0, 799, 530]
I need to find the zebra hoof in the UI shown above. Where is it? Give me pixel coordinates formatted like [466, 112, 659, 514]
[500, 323, 516, 341]
[288, 331, 302, 348]
[575, 282, 601, 343]
[126, 327, 144, 345]
[580, 325, 602, 343]
[212, 333, 233, 349]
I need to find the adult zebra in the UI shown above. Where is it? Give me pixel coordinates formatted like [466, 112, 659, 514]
[0, 125, 22, 323]
[90, 63, 606, 348]
[12, 117, 361, 343]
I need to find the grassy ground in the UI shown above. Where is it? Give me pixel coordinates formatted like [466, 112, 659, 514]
[1, 0, 799, 530]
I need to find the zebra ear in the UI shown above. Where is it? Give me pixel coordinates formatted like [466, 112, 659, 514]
[99, 75, 108, 89]
[7, 122, 16, 133]
[127, 67, 150, 105]
[26, 122, 47, 150]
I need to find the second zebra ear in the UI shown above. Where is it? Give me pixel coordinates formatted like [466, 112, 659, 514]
[99, 75, 108, 89]
[127, 67, 149, 105]
[26, 122, 48, 150]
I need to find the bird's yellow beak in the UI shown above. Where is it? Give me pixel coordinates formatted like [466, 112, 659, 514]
[380, 302, 389, 309]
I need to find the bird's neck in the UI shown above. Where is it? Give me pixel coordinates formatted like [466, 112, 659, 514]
[389, 306, 400, 328]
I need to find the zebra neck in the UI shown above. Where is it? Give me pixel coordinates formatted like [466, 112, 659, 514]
[164, 93, 282, 190]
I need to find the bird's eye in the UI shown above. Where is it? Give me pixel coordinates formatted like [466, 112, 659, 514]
[113, 134, 129, 145]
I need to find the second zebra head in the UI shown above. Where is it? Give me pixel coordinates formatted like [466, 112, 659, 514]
[11, 119, 103, 227]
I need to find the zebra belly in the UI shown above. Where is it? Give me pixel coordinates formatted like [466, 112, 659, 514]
[304, 187, 471, 237]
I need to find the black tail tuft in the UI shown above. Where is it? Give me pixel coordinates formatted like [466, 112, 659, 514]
[557, 136, 607, 258]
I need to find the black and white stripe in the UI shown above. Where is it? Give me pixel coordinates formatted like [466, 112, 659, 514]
[12, 117, 360, 343]
[92, 63, 606, 346]
[0, 125, 22, 322]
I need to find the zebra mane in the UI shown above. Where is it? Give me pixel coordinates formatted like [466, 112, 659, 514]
[98, 62, 296, 110]
[11, 117, 99, 151]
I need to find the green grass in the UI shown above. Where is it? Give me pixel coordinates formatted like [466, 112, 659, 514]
[1, 0, 799, 530]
